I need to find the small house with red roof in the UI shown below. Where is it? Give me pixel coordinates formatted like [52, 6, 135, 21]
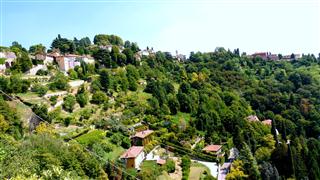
[203, 145, 224, 157]
[120, 146, 145, 169]
[131, 130, 154, 146]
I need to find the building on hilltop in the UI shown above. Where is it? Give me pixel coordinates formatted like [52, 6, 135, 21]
[120, 146, 145, 169]
[0, 51, 16, 73]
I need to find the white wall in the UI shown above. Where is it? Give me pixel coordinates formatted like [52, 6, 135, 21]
[135, 151, 145, 169]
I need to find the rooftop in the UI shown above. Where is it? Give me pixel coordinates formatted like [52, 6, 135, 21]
[203, 145, 222, 152]
[262, 119, 272, 126]
[246, 115, 260, 122]
[120, 146, 144, 159]
[132, 130, 154, 139]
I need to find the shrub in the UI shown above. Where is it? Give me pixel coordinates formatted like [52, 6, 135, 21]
[36, 69, 49, 76]
[50, 72, 69, 90]
[62, 95, 76, 112]
[76, 92, 88, 107]
[32, 83, 48, 97]
[49, 96, 58, 106]
[64, 117, 72, 127]
[91, 91, 108, 105]
[181, 155, 191, 180]
[165, 159, 176, 173]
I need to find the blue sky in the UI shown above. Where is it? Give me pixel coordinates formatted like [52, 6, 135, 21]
[1, 0, 319, 55]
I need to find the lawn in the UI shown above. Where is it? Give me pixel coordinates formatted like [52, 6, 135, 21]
[74, 129, 126, 161]
[189, 162, 211, 180]
[104, 144, 125, 161]
[157, 171, 172, 180]
[16, 92, 40, 100]
[75, 129, 106, 146]
[16, 92, 49, 105]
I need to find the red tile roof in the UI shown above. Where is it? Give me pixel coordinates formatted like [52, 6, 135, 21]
[133, 130, 154, 139]
[203, 145, 222, 152]
[262, 119, 272, 126]
[120, 146, 144, 159]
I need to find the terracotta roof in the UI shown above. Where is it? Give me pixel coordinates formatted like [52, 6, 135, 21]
[120, 146, 144, 159]
[133, 130, 154, 139]
[157, 159, 166, 165]
[203, 145, 222, 152]
[262, 119, 272, 126]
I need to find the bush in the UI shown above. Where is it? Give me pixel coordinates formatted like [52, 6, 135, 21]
[68, 69, 78, 80]
[32, 83, 48, 97]
[62, 95, 76, 112]
[49, 96, 58, 106]
[50, 72, 69, 90]
[64, 117, 72, 127]
[36, 69, 49, 76]
[91, 91, 108, 105]
[165, 159, 176, 173]
[181, 155, 191, 180]
[121, 136, 131, 149]
[76, 93, 88, 107]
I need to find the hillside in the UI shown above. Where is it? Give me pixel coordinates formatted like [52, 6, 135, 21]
[0, 35, 320, 180]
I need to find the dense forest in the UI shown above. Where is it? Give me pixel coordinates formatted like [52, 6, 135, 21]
[0, 34, 320, 179]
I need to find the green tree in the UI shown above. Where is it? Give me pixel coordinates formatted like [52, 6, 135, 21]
[50, 72, 69, 90]
[62, 95, 76, 112]
[32, 83, 48, 97]
[240, 143, 261, 179]
[91, 91, 108, 105]
[29, 44, 46, 54]
[76, 92, 88, 108]
[99, 68, 112, 91]
[68, 69, 78, 80]
[12, 52, 33, 73]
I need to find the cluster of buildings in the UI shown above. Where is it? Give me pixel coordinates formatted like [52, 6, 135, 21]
[120, 129, 160, 169]
[246, 115, 272, 126]
[249, 52, 301, 61]
[120, 128, 226, 173]
[46, 52, 95, 71]
[0, 50, 96, 74]
[0, 51, 16, 73]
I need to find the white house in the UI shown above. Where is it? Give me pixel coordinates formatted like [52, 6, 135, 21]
[0, 52, 16, 72]
[55, 54, 81, 71]
[120, 146, 145, 169]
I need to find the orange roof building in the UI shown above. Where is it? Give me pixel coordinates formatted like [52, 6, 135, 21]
[203, 145, 224, 157]
[131, 130, 154, 146]
[120, 146, 145, 169]
[203, 145, 222, 152]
